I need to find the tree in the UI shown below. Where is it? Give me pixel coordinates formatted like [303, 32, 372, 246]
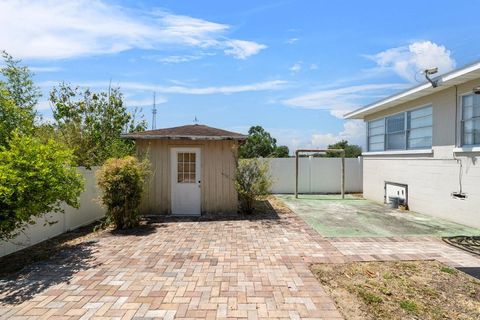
[0, 51, 41, 113]
[239, 125, 290, 158]
[50, 83, 147, 167]
[0, 84, 35, 146]
[0, 133, 84, 241]
[326, 140, 362, 158]
[0, 52, 39, 145]
[272, 145, 289, 158]
[0, 53, 84, 241]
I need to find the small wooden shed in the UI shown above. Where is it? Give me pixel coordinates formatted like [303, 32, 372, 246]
[123, 124, 246, 216]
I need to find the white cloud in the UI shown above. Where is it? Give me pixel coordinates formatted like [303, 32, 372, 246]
[289, 61, 302, 73]
[366, 40, 456, 83]
[30, 66, 62, 73]
[311, 121, 365, 148]
[309, 64, 318, 70]
[40, 79, 287, 95]
[124, 96, 167, 107]
[148, 55, 203, 64]
[285, 38, 299, 45]
[248, 121, 366, 154]
[223, 40, 267, 60]
[282, 83, 408, 118]
[0, 0, 266, 60]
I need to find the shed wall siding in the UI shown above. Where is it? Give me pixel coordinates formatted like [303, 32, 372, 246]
[136, 139, 238, 215]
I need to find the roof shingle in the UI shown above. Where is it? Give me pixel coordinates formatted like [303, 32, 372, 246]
[122, 124, 247, 141]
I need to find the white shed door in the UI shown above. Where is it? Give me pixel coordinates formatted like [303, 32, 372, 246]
[171, 147, 201, 216]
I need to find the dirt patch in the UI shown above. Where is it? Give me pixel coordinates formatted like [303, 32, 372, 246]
[311, 261, 480, 320]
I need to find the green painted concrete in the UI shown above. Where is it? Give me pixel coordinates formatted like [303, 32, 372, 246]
[276, 194, 480, 237]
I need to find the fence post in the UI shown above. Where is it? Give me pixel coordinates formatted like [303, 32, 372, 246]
[295, 151, 299, 198]
[341, 155, 345, 199]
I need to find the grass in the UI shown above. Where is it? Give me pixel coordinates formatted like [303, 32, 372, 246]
[358, 289, 383, 304]
[399, 300, 418, 312]
[440, 266, 457, 274]
[312, 260, 480, 320]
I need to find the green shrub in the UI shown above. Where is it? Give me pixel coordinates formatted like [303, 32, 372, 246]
[235, 159, 272, 214]
[0, 133, 84, 240]
[96, 156, 149, 229]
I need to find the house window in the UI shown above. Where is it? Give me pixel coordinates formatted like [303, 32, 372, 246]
[367, 105, 433, 152]
[386, 113, 405, 150]
[177, 152, 196, 183]
[462, 94, 480, 146]
[407, 106, 432, 149]
[368, 118, 384, 151]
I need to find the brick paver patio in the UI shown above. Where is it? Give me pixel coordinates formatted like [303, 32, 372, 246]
[0, 200, 345, 320]
[1, 198, 479, 320]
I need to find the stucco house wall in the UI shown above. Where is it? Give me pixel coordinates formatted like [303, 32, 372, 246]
[362, 78, 480, 228]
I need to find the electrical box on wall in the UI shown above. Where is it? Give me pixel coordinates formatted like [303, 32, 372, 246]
[384, 182, 408, 208]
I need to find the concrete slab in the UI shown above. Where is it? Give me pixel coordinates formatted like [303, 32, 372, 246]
[276, 194, 480, 237]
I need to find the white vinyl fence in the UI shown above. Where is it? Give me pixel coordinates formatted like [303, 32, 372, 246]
[266, 157, 363, 194]
[0, 167, 105, 257]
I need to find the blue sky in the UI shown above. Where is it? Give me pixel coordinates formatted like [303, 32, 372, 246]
[1, 0, 479, 152]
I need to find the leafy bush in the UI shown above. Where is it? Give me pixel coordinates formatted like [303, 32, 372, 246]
[235, 159, 272, 213]
[0, 133, 84, 241]
[96, 156, 149, 229]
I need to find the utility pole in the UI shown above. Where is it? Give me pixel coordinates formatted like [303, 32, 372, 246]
[152, 92, 157, 130]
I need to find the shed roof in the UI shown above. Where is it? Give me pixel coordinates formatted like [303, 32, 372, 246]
[122, 124, 247, 141]
[344, 59, 480, 119]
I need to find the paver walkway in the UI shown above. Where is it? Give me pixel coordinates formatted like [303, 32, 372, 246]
[329, 237, 480, 267]
[0, 200, 344, 320]
[1, 198, 479, 320]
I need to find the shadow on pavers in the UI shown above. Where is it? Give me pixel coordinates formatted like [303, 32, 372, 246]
[0, 240, 99, 305]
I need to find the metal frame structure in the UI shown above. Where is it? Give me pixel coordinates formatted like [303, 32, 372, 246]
[295, 149, 345, 199]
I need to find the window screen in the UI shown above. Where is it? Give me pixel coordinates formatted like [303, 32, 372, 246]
[368, 118, 385, 151]
[386, 113, 405, 150]
[407, 106, 432, 149]
[177, 152, 196, 183]
[462, 94, 480, 145]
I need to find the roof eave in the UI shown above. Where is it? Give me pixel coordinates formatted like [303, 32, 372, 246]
[344, 60, 480, 120]
[344, 82, 432, 119]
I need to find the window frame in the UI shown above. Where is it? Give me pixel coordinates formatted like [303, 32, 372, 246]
[385, 112, 406, 151]
[406, 105, 433, 150]
[460, 92, 480, 147]
[367, 118, 385, 152]
[366, 104, 433, 152]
